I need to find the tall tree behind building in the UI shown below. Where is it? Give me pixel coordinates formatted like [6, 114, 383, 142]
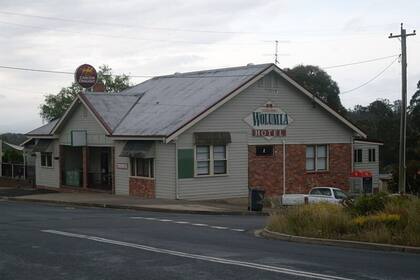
[40, 65, 131, 121]
[406, 80, 420, 193]
[284, 65, 347, 115]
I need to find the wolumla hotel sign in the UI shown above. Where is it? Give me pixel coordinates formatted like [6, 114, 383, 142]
[244, 102, 293, 139]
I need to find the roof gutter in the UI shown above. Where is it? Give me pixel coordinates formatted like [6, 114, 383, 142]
[108, 136, 166, 141]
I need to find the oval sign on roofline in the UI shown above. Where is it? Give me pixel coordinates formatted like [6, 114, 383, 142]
[75, 64, 97, 89]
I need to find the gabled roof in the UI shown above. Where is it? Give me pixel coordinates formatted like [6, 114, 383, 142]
[112, 63, 272, 136]
[27, 118, 60, 136]
[27, 63, 367, 140]
[81, 93, 143, 132]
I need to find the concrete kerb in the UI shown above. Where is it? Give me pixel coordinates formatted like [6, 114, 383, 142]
[258, 228, 420, 254]
[4, 196, 269, 216]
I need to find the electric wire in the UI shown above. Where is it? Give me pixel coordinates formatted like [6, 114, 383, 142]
[323, 54, 400, 69]
[0, 54, 402, 79]
[341, 55, 400, 94]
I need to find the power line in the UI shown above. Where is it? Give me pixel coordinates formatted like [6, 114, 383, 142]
[0, 10, 403, 37]
[0, 20, 273, 46]
[323, 54, 400, 69]
[341, 55, 400, 94]
[0, 65, 73, 75]
[0, 10, 269, 35]
[0, 65, 258, 78]
[0, 54, 404, 79]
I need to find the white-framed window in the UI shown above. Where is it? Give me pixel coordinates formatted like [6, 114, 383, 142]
[306, 145, 328, 172]
[368, 148, 376, 162]
[354, 149, 363, 163]
[130, 158, 154, 178]
[195, 145, 227, 176]
[40, 152, 53, 168]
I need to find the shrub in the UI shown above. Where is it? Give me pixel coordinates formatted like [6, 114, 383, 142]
[348, 192, 389, 216]
[352, 213, 400, 228]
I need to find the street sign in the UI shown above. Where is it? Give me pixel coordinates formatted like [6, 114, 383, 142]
[75, 64, 97, 88]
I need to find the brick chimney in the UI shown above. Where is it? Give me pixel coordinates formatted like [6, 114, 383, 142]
[92, 82, 106, 92]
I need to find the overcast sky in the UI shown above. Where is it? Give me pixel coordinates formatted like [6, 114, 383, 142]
[0, 0, 419, 133]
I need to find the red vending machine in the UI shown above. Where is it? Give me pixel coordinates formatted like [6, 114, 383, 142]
[349, 170, 373, 195]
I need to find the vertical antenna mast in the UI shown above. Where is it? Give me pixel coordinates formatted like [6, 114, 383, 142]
[274, 40, 279, 65]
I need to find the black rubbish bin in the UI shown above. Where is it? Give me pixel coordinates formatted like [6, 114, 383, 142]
[248, 188, 265, 212]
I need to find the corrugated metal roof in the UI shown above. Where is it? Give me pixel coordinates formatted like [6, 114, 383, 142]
[113, 63, 271, 136]
[26, 64, 272, 137]
[27, 118, 60, 136]
[82, 93, 143, 131]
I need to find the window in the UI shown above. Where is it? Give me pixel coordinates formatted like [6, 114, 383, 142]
[333, 189, 348, 200]
[306, 145, 328, 171]
[40, 152, 53, 167]
[354, 149, 363, 163]
[368, 148, 376, 162]
[130, 158, 154, 178]
[309, 188, 332, 196]
[213, 145, 227, 174]
[196, 146, 210, 175]
[195, 145, 227, 176]
[256, 145, 273, 156]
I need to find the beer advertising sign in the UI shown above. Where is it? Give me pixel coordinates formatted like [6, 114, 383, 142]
[244, 102, 292, 139]
[75, 64, 97, 89]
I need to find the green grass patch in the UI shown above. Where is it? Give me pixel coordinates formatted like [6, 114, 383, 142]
[267, 194, 420, 247]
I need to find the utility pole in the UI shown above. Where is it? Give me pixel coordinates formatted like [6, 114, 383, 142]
[389, 23, 416, 194]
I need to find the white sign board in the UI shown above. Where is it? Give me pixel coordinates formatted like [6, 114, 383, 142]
[116, 163, 128, 170]
[244, 102, 293, 139]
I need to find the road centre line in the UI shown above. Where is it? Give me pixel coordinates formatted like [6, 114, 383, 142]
[130, 216, 245, 232]
[42, 229, 353, 280]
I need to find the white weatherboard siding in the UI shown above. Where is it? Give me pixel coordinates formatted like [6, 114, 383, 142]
[155, 142, 176, 199]
[176, 72, 354, 200]
[114, 140, 129, 195]
[58, 102, 112, 146]
[177, 132, 248, 200]
[354, 143, 380, 189]
[35, 140, 60, 188]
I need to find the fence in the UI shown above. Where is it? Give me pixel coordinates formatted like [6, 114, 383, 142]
[1, 163, 35, 180]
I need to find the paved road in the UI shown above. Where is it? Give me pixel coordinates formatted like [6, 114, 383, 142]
[0, 200, 418, 280]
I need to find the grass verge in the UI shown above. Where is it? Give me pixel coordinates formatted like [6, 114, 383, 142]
[267, 194, 420, 247]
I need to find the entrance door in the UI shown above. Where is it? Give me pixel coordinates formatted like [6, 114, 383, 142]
[100, 149, 111, 188]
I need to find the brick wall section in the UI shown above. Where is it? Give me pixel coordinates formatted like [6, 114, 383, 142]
[129, 177, 155, 198]
[248, 145, 284, 196]
[0, 177, 33, 188]
[248, 144, 352, 197]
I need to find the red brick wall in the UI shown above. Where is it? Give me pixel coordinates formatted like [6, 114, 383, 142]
[0, 177, 33, 188]
[248, 144, 352, 196]
[248, 145, 284, 196]
[129, 177, 155, 198]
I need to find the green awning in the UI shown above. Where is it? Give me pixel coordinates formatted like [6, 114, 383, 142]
[119, 141, 155, 158]
[194, 132, 231, 146]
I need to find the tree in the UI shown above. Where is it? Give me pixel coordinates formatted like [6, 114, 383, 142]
[348, 99, 400, 171]
[40, 65, 131, 121]
[284, 65, 346, 114]
[406, 80, 420, 194]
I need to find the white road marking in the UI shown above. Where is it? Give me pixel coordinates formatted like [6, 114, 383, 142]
[191, 223, 208, 227]
[130, 216, 246, 232]
[210, 226, 228, 230]
[42, 229, 353, 280]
